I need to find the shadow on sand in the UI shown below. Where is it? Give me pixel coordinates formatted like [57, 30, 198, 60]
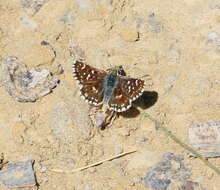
[120, 91, 158, 118]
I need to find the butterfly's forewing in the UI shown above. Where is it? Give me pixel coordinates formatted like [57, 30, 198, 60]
[73, 60, 107, 106]
[73, 60, 107, 84]
[108, 77, 145, 112]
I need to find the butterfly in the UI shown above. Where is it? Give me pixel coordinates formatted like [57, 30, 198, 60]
[72, 59, 145, 112]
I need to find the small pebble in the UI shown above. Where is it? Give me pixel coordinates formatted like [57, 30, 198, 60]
[20, 17, 37, 29]
[40, 166, 47, 173]
[60, 12, 75, 25]
[206, 31, 220, 50]
[135, 136, 148, 143]
[115, 147, 123, 154]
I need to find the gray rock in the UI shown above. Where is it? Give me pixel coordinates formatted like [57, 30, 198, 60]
[2, 56, 59, 102]
[0, 160, 36, 188]
[143, 152, 191, 190]
[20, 17, 37, 29]
[147, 13, 163, 33]
[206, 30, 220, 51]
[60, 12, 75, 25]
[21, 0, 48, 16]
[188, 120, 220, 158]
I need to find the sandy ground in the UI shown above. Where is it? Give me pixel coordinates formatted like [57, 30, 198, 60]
[0, 0, 220, 189]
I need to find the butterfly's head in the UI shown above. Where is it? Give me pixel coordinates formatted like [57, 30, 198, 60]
[107, 66, 126, 76]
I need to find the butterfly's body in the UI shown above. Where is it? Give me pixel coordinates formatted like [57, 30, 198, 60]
[103, 72, 118, 104]
[73, 60, 145, 112]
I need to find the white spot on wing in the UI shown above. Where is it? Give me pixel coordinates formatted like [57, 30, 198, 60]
[115, 94, 122, 99]
[86, 74, 91, 80]
[81, 64, 86, 69]
[92, 86, 98, 93]
[121, 107, 126, 112]
[128, 86, 131, 93]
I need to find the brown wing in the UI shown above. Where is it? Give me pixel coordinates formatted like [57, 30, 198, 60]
[73, 60, 107, 106]
[108, 86, 132, 112]
[120, 77, 145, 101]
[108, 77, 145, 112]
[73, 60, 107, 85]
[79, 81, 104, 106]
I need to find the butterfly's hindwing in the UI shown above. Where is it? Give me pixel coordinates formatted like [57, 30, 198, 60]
[108, 86, 132, 112]
[120, 77, 145, 101]
[108, 77, 145, 112]
[80, 82, 104, 106]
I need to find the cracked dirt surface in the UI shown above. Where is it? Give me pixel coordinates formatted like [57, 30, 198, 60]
[0, 0, 220, 189]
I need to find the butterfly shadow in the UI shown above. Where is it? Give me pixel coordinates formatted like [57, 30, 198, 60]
[120, 91, 158, 118]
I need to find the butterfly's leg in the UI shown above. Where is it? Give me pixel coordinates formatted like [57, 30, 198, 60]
[105, 111, 118, 128]
[88, 106, 96, 117]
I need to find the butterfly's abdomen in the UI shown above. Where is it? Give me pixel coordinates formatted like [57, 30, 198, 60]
[103, 74, 118, 103]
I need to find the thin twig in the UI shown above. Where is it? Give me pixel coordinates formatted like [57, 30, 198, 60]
[50, 150, 137, 173]
[142, 111, 220, 175]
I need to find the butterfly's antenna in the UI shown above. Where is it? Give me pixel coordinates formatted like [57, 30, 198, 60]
[120, 61, 142, 77]
[122, 61, 140, 73]
[141, 74, 154, 87]
[122, 64, 129, 72]
[123, 61, 153, 86]
[140, 74, 150, 79]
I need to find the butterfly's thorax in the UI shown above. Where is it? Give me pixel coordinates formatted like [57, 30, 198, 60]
[103, 74, 118, 103]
